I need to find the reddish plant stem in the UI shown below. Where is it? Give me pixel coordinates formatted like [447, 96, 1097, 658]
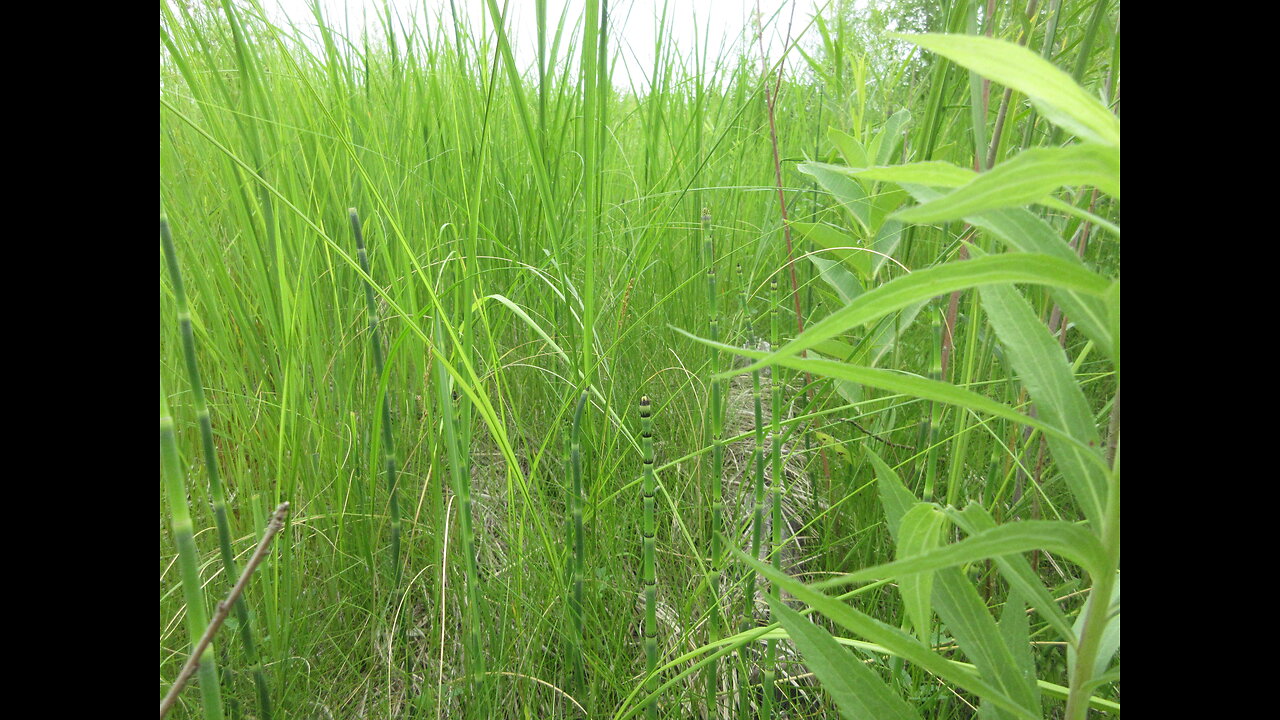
[160, 503, 290, 719]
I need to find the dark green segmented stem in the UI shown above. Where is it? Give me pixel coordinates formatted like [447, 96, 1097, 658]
[570, 391, 589, 710]
[161, 216, 272, 719]
[923, 313, 943, 503]
[703, 208, 724, 718]
[763, 279, 782, 719]
[435, 318, 487, 703]
[640, 396, 658, 720]
[741, 349, 766, 719]
[161, 379, 225, 720]
[350, 209, 401, 587]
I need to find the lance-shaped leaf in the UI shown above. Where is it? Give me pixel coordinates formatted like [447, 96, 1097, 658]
[800, 161, 872, 232]
[893, 33, 1120, 146]
[770, 596, 923, 720]
[791, 221, 872, 279]
[811, 521, 1108, 589]
[732, 545, 1041, 720]
[670, 330, 1106, 461]
[899, 185, 1115, 362]
[978, 279, 1109, 527]
[726, 253, 1110, 377]
[898, 503, 949, 641]
[894, 144, 1119, 224]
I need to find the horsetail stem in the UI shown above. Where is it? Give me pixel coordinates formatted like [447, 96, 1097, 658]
[161, 216, 272, 719]
[571, 390, 589, 710]
[741, 312, 766, 719]
[639, 396, 658, 720]
[161, 378, 225, 720]
[923, 312, 943, 503]
[350, 208, 401, 587]
[703, 207, 725, 718]
[763, 278, 782, 719]
[434, 318, 487, 703]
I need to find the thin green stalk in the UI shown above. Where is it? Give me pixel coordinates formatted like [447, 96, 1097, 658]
[762, 278, 782, 719]
[435, 318, 487, 707]
[570, 391, 589, 712]
[350, 209, 401, 589]
[704, 207, 724, 719]
[161, 378, 224, 720]
[639, 396, 658, 720]
[740, 359, 766, 719]
[922, 313, 943, 503]
[161, 216, 272, 718]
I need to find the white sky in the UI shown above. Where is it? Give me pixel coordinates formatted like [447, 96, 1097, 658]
[263, 0, 827, 92]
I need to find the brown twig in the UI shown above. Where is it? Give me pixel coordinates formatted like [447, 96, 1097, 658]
[160, 502, 290, 719]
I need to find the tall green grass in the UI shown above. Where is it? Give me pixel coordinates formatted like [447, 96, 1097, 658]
[161, 1, 1118, 717]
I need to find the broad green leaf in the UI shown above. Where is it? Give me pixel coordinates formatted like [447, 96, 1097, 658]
[998, 592, 1042, 714]
[812, 521, 1108, 588]
[811, 255, 864, 304]
[869, 446, 918, 541]
[977, 280, 1108, 527]
[854, 161, 977, 188]
[870, 189, 911, 237]
[730, 253, 1110, 376]
[811, 338, 858, 360]
[800, 161, 872, 232]
[770, 596, 923, 720]
[933, 566, 1040, 720]
[1108, 280, 1120, 370]
[867, 299, 928, 366]
[733, 547, 1041, 720]
[829, 127, 869, 171]
[751, 630, 1118, 714]
[894, 33, 1120, 146]
[950, 503, 1076, 644]
[901, 184, 1114, 363]
[873, 108, 912, 165]
[791, 221, 872, 279]
[672, 330, 1104, 459]
[895, 144, 1120, 224]
[898, 503, 949, 640]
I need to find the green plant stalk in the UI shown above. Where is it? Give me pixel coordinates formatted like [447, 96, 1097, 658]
[162, 216, 272, 718]
[704, 208, 724, 718]
[922, 314, 943, 503]
[350, 209, 401, 589]
[161, 379, 225, 720]
[946, 290, 985, 507]
[639, 396, 658, 720]
[762, 279, 782, 719]
[435, 319, 487, 704]
[570, 391, 589, 709]
[580, 0, 602, 380]
[740, 362, 766, 720]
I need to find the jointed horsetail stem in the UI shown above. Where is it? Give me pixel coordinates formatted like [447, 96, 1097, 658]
[923, 313, 943, 503]
[160, 379, 225, 720]
[703, 208, 724, 717]
[639, 396, 658, 720]
[570, 391, 589, 706]
[349, 209, 401, 586]
[742, 309, 766, 719]
[763, 278, 782, 718]
[162, 216, 272, 719]
[434, 319, 487, 699]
